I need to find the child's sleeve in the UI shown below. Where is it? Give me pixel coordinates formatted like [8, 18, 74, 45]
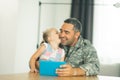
[61, 49, 66, 57]
[42, 43, 48, 49]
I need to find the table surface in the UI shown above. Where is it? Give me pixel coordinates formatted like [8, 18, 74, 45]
[0, 72, 120, 80]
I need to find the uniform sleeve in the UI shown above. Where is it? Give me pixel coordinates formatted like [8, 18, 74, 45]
[79, 41, 100, 76]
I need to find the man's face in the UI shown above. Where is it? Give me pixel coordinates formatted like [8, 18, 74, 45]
[59, 23, 78, 46]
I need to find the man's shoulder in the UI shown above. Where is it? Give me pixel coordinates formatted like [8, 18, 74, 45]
[78, 36, 92, 47]
[83, 39, 91, 46]
[79, 38, 96, 52]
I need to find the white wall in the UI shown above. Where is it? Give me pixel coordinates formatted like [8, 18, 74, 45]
[0, 0, 18, 74]
[0, 0, 71, 74]
[93, 0, 120, 77]
[38, 0, 71, 43]
[14, 0, 38, 73]
[0, 0, 38, 74]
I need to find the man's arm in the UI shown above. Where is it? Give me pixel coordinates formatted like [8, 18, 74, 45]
[79, 52, 100, 76]
[80, 43, 100, 76]
[72, 68, 86, 76]
[56, 51, 100, 76]
[56, 64, 86, 76]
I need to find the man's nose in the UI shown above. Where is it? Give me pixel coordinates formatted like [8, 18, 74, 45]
[59, 32, 65, 37]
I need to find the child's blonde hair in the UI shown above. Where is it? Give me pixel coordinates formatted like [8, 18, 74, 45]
[41, 28, 58, 44]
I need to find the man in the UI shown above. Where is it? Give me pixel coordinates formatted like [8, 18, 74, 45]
[56, 18, 100, 76]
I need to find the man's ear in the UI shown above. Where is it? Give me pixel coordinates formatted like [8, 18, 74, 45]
[75, 32, 80, 38]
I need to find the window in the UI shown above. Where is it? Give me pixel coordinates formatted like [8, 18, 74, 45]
[93, 0, 120, 64]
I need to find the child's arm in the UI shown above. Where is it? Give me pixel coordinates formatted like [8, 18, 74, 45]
[29, 44, 46, 72]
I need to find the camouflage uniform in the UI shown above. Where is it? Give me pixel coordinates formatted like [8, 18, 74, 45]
[61, 36, 100, 76]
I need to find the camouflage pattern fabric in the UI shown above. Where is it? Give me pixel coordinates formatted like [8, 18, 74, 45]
[61, 36, 100, 76]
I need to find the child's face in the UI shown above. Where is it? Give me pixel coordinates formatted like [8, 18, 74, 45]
[50, 29, 61, 44]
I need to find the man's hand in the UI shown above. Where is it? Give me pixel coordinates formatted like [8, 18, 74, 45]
[56, 64, 75, 76]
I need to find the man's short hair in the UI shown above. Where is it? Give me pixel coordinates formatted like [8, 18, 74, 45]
[64, 18, 82, 32]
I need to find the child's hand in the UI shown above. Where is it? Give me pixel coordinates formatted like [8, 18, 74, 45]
[30, 68, 38, 73]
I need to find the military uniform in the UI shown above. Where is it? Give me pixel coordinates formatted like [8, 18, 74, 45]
[61, 36, 100, 76]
